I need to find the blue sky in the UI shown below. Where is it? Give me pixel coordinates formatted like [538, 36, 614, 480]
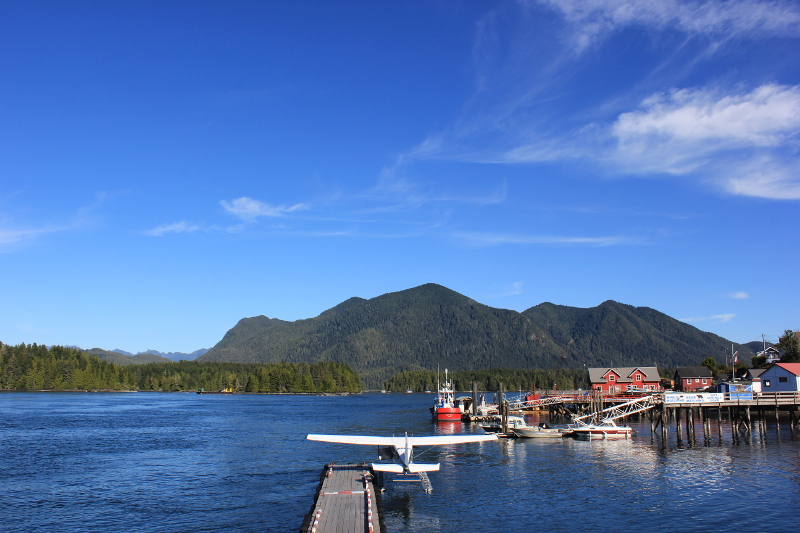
[2, 0, 798, 354]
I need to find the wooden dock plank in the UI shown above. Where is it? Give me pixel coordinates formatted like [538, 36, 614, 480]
[300, 463, 382, 533]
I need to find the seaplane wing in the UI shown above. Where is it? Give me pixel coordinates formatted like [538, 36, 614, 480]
[309, 433, 497, 489]
[306, 434, 497, 447]
[307, 434, 398, 446]
[401, 434, 498, 446]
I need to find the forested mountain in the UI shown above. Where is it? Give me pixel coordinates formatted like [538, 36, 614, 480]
[140, 348, 209, 361]
[521, 301, 742, 369]
[108, 348, 208, 362]
[86, 348, 174, 366]
[198, 283, 752, 389]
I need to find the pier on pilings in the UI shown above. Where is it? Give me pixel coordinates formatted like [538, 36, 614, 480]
[649, 391, 800, 446]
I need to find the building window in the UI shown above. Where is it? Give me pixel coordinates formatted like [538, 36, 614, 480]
[609, 375, 615, 381]
[779, 377, 788, 383]
[702, 379, 707, 384]
[636, 375, 642, 381]
[764, 380, 771, 387]
[695, 378, 700, 383]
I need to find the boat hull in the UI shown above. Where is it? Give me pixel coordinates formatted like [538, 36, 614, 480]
[572, 426, 632, 440]
[434, 407, 462, 421]
[513, 427, 571, 438]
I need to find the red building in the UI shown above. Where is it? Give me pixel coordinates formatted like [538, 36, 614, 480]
[588, 367, 662, 392]
[673, 366, 713, 391]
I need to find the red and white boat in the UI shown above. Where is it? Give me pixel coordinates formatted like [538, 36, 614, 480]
[431, 369, 463, 422]
[570, 421, 632, 440]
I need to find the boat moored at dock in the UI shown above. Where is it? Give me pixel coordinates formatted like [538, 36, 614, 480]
[480, 415, 527, 434]
[431, 369, 463, 422]
[513, 422, 574, 438]
[570, 422, 632, 440]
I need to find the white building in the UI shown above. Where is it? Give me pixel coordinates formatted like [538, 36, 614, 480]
[759, 363, 800, 392]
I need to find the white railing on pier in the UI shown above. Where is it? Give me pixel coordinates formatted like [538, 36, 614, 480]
[507, 396, 569, 410]
[573, 394, 658, 426]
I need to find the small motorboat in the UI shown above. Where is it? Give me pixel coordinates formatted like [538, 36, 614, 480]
[570, 422, 632, 440]
[513, 422, 573, 438]
[480, 415, 527, 433]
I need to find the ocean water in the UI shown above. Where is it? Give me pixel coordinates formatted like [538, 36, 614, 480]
[1, 392, 798, 532]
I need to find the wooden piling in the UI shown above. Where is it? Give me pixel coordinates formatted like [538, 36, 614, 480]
[472, 381, 479, 417]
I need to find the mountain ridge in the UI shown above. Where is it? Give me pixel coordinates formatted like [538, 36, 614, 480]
[198, 283, 752, 388]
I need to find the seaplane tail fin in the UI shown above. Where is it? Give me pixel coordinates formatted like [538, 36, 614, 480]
[371, 464, 404, 473]
[407, 463, 440, 473]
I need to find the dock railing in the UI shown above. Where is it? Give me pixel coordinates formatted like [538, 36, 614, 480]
[662, 390, 799, 405]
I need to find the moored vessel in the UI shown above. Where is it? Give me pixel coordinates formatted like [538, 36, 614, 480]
[513, 422, 573, 438]
[431, 369, 463, 422]
[570, 421, 632, 440]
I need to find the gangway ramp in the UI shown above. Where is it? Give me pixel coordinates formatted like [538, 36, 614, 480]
[573, 394, 658, 426]
[507, 395, 569, 411]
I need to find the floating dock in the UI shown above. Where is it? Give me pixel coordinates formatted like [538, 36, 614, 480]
[300, 463, 385, 533]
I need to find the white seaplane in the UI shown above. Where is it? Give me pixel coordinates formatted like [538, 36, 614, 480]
[307, 432, 497, 474]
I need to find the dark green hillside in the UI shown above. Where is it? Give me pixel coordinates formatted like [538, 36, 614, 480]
[200, 284, 562, 387]
[522, 301, 749, 369]
[199, 283, 752, 389]
[203, 315, 316, 362]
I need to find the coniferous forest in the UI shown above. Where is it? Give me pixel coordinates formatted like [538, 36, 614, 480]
[0, 343, 362, 393]
[384, 368, 591, 392]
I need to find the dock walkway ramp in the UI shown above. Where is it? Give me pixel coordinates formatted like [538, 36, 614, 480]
[300, 463, 384, 533]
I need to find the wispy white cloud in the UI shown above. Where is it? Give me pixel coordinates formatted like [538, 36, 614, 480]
[680, 313, 736, 323]
[501, 281, 525, 297]
[220, 197, 309, 222]
[398, 2, 800, 202]
[454, 231, 639, 247]
[537, 0, 800, 51]
[0, 193, 113, 250]
[730, 291, 749, 299]
[0, 226, 63, 247]
[143, 221, 201, 237]
[610, 84, 800, 198]
[614, 84, 800, 149]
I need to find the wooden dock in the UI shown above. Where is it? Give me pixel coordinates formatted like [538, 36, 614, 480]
[300, 463, 384, 533]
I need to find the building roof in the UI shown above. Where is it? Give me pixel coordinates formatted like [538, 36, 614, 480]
[775, 363, 800, 376]
[746, 368, 767, 379]
[588, 367, 660, 383]
[674, 366, 713, 379]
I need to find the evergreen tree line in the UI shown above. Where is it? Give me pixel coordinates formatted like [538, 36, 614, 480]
[384, 367, 590, 392]
[0, 343, 361, 393]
